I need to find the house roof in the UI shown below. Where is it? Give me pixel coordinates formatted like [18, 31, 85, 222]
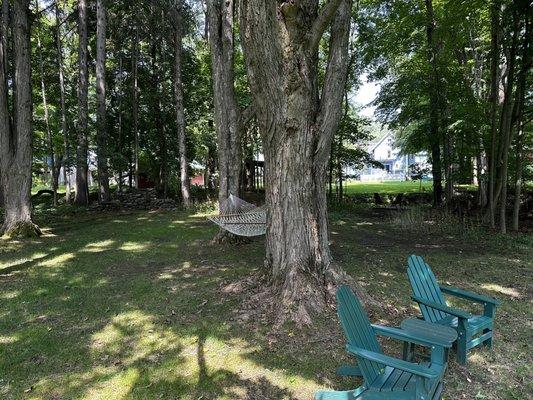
[367, 131, 393, 153]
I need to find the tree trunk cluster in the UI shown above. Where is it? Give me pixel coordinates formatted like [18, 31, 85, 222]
[486, 1, 531, 233]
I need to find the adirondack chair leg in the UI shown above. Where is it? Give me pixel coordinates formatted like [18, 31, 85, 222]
[430, 345, 447, 366]
[483, 303, 496, 349]
[402, 341, 414, 362]
[456, 319, 468, 364]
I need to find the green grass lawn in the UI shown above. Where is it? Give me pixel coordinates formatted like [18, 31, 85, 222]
[343, 180, 434, 194]
[0, 207, 531, 399]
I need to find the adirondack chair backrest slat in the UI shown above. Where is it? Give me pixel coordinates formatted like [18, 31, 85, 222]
[407, 255, 447, 322]
[337, 285, 384, 384]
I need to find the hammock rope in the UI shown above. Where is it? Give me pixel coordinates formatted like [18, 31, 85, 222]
[208, 195, 266, 237]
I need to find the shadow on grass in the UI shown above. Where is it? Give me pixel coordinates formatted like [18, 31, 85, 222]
[0, 208, 531, 399]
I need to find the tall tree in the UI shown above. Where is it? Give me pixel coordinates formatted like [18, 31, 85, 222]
[75, 0, 89, 205]
[497, 8, 519, 234]
[206, 0, 252, 237]
[96, 0, 110, 202]
[55, 0, 71, 203]
[512, 8, 531, 231]
[424, 0, 444, 206]
[172, 6, 191, 207]
[132, 23, 140, 189]
[488, 0, 501, 228]
[35, 0, 58, 206]
[0, 0, 40, 236]
[239, 0, 356, 323]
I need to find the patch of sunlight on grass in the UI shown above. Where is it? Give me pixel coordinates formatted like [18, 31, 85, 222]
[0, 251, 48, 269]
[82, 240, 116, 253]
[91, 311, 181, 365]
[379, 272, 393, 277]
[355, 222, 374, 226]
[0, 335, 18, 344]
[184, 336, 321, 396]
[38, 252, 75, 268]
[84, 367, 139, 400]
[191, 210, 217, 218]
[179, 261, 191, 270]
[172, 219, 187, 225]
[158, 272, 174, 280]
[119, 242, 150, 251]
[0, 290, 20, 299]
[481, 284, 521, 298]
[469, 352, 487, 365]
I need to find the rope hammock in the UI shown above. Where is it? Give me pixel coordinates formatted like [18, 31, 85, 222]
[208, 194, 266, 237]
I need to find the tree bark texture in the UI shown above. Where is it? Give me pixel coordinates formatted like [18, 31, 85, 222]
[96, 0, 110, 202]
[75, 0, 89, 205]
[0, 0, 40, 237]
[239, 0, 354, 323]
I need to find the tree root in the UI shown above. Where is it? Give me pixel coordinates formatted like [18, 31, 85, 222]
[232, 263, 378, 331]
[1, 220, 42, 238]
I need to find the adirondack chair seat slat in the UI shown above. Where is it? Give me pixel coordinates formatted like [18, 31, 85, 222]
[371, 364, 441, 394]
[407, 255, 501, 365]
[315, 285, 449, 400]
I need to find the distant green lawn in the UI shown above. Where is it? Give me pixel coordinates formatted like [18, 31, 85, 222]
[0, 206, 531, 399]
[343, 180, 434, 194]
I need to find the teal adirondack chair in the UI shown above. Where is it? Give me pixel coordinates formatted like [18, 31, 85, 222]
[407, 255, 501, 364]
[315, 285, 453, 400]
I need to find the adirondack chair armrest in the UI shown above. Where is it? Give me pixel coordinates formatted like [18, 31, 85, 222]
[346, 344, 440, 379]
[440, 285, 502, 305]
[411, 296, 472, 319]
[371, 324, 452, 348]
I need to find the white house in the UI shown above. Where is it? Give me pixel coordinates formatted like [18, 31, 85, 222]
[358, 132, 429, 181]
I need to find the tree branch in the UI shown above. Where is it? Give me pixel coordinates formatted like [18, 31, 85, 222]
[315, 0, 352, 164]
[308, 0, 344, 53]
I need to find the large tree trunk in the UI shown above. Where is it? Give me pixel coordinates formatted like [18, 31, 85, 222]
[240, 0, 359, 324]
[424, 0, 443, 206]
[75, 0, 89, 205]
[96, 0, 110, 202]
[173, 16, 191, 207]
[0, 0, 40, 237]
[55, 1, 71, 203]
